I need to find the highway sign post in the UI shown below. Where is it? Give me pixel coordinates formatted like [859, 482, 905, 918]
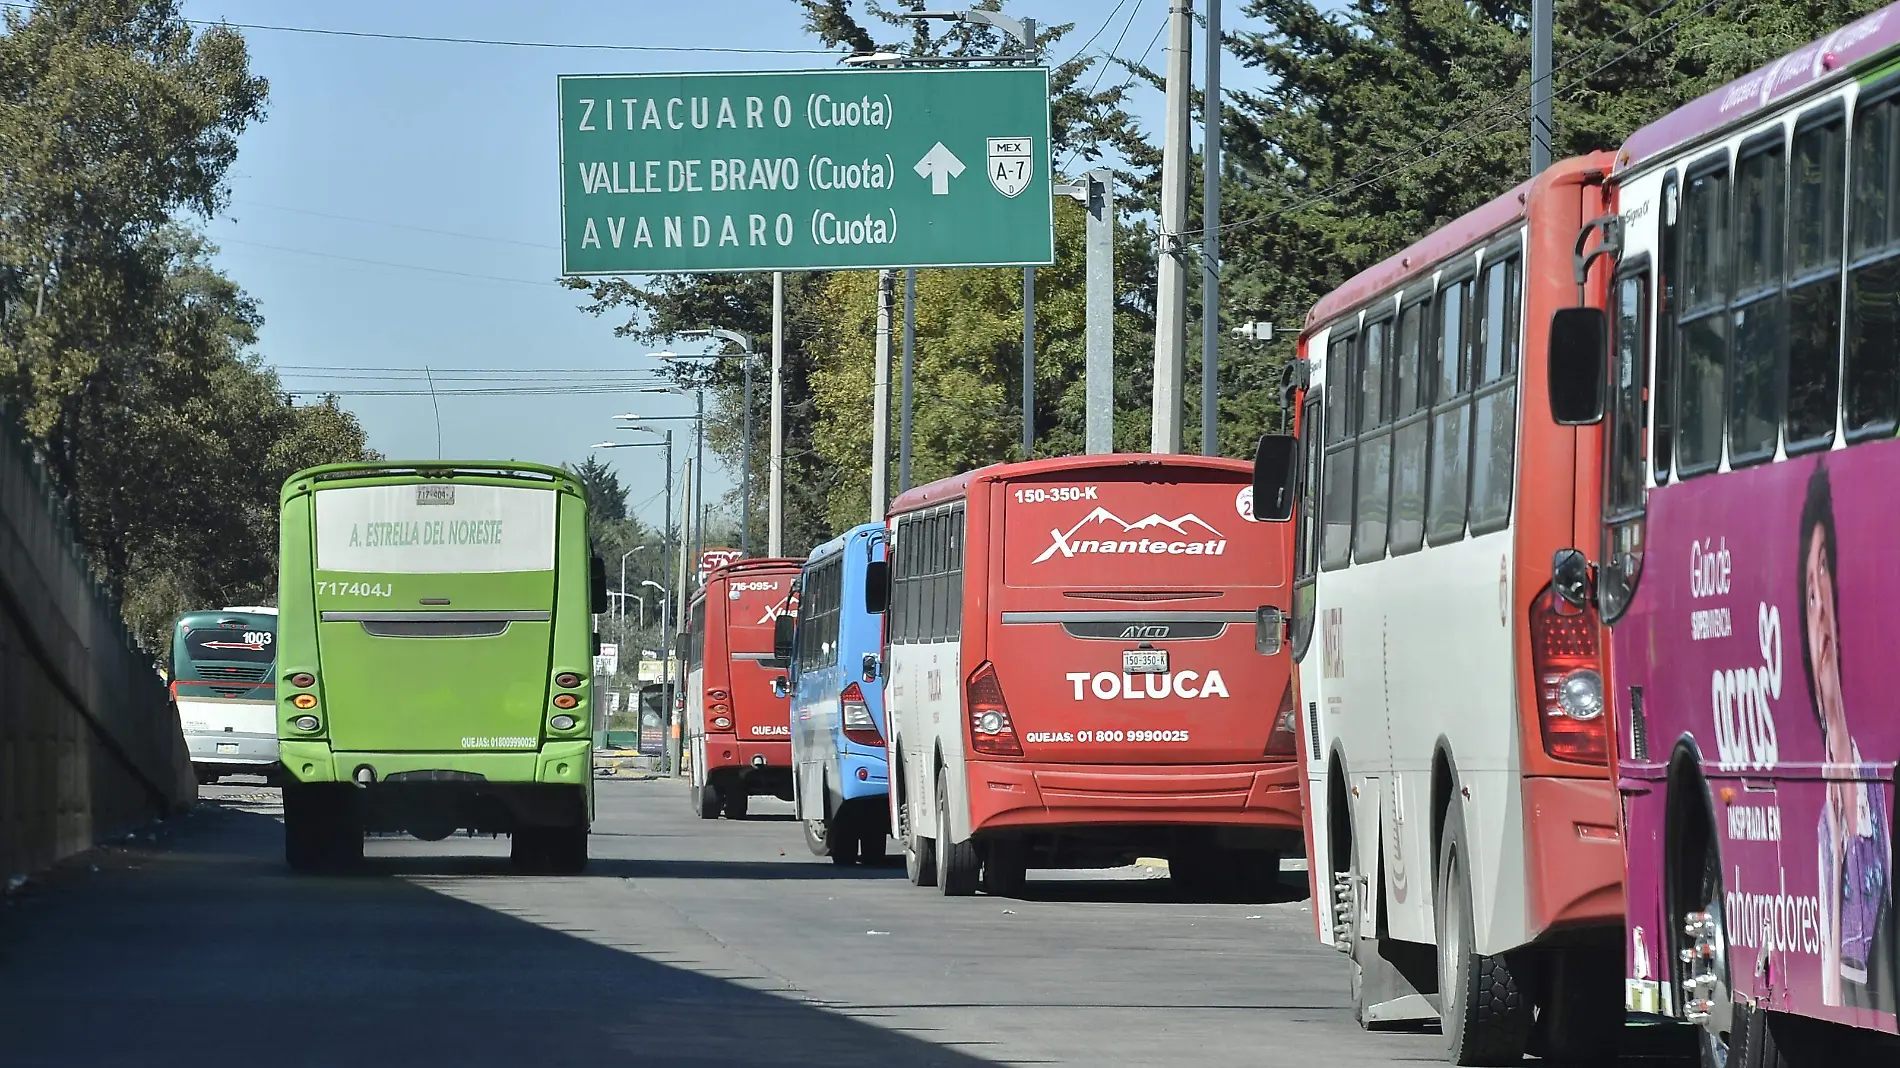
[558, 67, 1053, 274]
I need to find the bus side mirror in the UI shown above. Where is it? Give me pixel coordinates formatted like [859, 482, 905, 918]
[864, 560, 890, 614]
[771, 676, 789, 699]
[1548, 307, 1606, 425]
[1255, 605, 1286, 656]
[589, 554, 609, 614]
[1552, 548, 1595, 609]
[1251, 434, 1298, 522]
[772, 613, 795, 667]
[862, 652, 880, 683]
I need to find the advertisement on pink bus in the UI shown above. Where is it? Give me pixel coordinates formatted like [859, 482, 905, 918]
[1619, 444, 1899, 1035]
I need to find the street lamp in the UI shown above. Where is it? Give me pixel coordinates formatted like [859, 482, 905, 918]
[626, 374, 704, 577]
[670, 329, 763, 558]
[593, 430, 680, 771]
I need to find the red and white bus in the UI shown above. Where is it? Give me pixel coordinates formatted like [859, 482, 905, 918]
[1253, 153, 1625, 1063]
[684, 557, 801, 819]
[881, 455, 1301, 899]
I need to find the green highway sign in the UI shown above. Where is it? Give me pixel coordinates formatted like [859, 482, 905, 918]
[557, 67, 1054, 274]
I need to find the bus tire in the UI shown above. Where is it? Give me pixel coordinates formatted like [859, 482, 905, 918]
[283, 783, 324, 873]
[547, 827, 589, 875]
[903, 797, 936, 887]
[1675, 798, 1745, 1068]
[828, 815, 860, 866]
[983, 840, 1028, 898]
[857, 829, 888, 865]
[721, 790, 749, 820]
[1436, 802, 1532, 1065]
[935, 769, 979, 896]
[803, 817, 832, 858]
[695, 779, 720, 820]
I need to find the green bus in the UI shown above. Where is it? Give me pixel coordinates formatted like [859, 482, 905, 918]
[275, 462, 607, 874]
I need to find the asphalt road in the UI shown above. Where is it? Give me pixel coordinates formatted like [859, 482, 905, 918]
[0, 778, 1688, 1066]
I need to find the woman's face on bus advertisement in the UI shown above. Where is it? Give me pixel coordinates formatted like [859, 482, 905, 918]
[1805, 525, 1847, 752]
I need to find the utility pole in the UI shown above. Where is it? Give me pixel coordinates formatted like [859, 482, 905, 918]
[1085, 170, 1116, 454]
[871, 269, 893, 519]
[1151, 0, 1194, 454]
[900, 269, 915, 492]
[1022, 266, 1035, 458]
[1200, 0, 1222, 456]
[769, 272, 785, 557]
[657, 433, 673, 771]
[739, 356, 753, 556]
[1531, 0, 1553, 175]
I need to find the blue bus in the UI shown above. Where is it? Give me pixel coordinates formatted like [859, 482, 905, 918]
[781, 523, 890, 865]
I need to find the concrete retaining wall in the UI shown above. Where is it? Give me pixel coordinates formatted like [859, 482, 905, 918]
[0, 420, 194, 883]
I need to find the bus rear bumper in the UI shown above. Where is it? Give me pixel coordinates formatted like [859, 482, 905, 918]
[837, 752, 889, 802]
[277, 740, 591, 787]
[1523, 775, 1625, 934]
[184, 730, 278, 766]
[701, 737, 790, 773]
[965, 760, 1304, 836]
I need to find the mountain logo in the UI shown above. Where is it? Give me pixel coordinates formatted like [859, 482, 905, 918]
[756, 594, 795, 626]
[1031, 507, 1227, 564]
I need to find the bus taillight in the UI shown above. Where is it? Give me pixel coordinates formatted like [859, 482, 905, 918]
[966, 662, 1022, 757]
[1266, 678, 1299, 759]
[840, 683, 883, 747]
[1529, 587, 1607, 765]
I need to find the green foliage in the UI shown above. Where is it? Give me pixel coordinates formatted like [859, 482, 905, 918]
[0, 2, 373, 647]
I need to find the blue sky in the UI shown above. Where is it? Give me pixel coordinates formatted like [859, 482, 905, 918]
[180, 0, 1261, 530]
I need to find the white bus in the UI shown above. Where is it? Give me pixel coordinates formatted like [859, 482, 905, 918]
[1255, 153, 1625, 1063]
[170, 606, 279, 784]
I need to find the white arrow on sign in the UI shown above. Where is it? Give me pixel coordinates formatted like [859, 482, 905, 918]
[914, 142, 966, 195]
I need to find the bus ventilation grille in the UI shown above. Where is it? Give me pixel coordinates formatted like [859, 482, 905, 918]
[1628, 686, 1647, 762]
[1307, 701, 1321, 760]
[202, 664, 270, 682]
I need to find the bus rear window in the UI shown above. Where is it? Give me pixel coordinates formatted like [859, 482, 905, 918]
[182, 627, 275, 663]
[724, 575, 796, 653]
[1002, 472, 1283, 589]
[313, 483, 556, 574]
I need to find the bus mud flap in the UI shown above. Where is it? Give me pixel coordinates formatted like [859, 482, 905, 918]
[1355, 936, 1441, 1029]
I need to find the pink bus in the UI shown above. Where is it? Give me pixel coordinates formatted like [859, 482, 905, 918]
[1548, 6, 1900, 1062]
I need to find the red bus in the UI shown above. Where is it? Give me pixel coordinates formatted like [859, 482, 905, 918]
[684, 557, 801, 819]
[880, 455, 1301, 898]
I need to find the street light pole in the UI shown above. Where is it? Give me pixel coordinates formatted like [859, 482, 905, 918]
[770, 273, 785, 556]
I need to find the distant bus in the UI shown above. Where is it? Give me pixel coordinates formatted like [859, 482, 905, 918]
[782, 522, 890, 865]
[884, 455, 1301, 899]
[1253, 154, 1626, 1062]
[683, 557, 802, 819]
[275, 463, 606, 874]
[1548, 8, 1900, 1060]
[171, 606, 279, 784]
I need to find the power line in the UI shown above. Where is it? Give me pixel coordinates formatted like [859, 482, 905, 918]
[274, 364, 672, 374]
[286, 384, 687, 397]
[0, 3, 837, 55]
[1055, 0, 1139, 70]
[1057, 0, 1154, 174]
[1198, 0, 1720, 243]
[232, 200, 557, 250]
[216, 238, 558, 287]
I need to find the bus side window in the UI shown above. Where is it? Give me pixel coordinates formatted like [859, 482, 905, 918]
[1607, 271, 1651, 519]
[1847, 92, 1900, 439]
[1320, 329, 1357, 570]
[1677, 157, 1731, 474]
[1468, 252, 1520, 534]
[1427, 276, 1472, 544]
[1728, 135, 1786, 466]
[947, 506, 964, 640]
[1355, 316, 1392, 562]
[1291, 394, 1323, 662]
[1655, 173, 1680, 479]
[1786, 110, 1844, 451]
[1389, 297, 1430, 556]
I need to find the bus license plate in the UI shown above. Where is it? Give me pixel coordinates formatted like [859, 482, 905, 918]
[216, 743, 238, 754]
[1123, 649, 1168, 674]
